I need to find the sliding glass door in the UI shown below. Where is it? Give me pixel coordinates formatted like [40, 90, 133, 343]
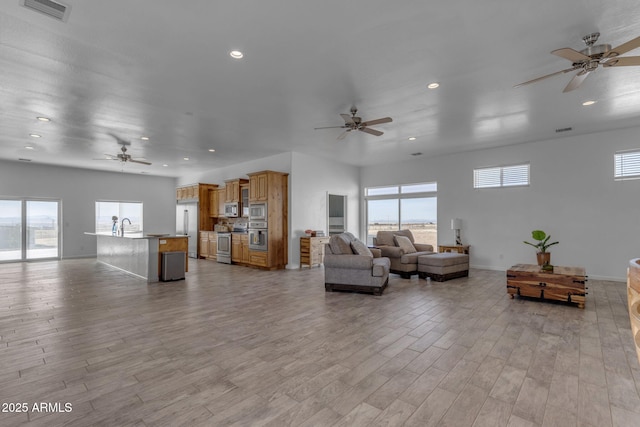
[0, 200, 22, 261]
[0, 199, 60, 261]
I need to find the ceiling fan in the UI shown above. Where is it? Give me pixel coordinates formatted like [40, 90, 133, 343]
[95, 133, 151, 165]
[515, 32, 640, 92]
[314, 107, 392, 140]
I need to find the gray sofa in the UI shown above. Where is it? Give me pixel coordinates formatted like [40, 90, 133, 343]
[324, 232, 390, 296]
[374, 230, 435, 278]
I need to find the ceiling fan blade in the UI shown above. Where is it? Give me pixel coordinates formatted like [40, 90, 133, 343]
[607, 36, 640, 57]
[129, 159, 152, 165]
[552, 48, 591, 63]
[360, 127, 383, 137]
[514, 67, 577, 88]
[108, 132, 130, 146]
[563, 70, 591, 93]
[340, 113, 355, 125]
[361, 117, 392, 127]
[337, 130, 350, 140]
[602, 56, 640, 67]
[314, 125, 349, 130]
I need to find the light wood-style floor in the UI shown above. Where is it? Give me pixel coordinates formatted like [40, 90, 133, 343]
[1, 259, 639, 426]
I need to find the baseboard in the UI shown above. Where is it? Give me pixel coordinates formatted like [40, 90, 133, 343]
[469, 264, 625, 283]
[62, 254, 97, 260]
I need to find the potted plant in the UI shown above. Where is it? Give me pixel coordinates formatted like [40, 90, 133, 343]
[523, 230, 558, 266]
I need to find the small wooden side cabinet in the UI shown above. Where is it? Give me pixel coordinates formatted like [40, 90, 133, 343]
[300, 236, 330, 268]
[507, 264, 587, 308]
[439, 244, 470, 255]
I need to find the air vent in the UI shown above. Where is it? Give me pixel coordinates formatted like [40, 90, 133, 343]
[555, 127, 573, 133]
[411, 152, 423, 156]
[21, 0, 71, 22]
[18, 158, 32, 162]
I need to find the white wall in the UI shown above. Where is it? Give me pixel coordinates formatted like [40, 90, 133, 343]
[289, 152, 360, 269]
[361, 126, 640, 281]
[176, 153, 292, 185]
[0, 160, 177, 259]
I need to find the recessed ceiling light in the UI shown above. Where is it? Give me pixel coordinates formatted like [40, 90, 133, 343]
[36, 116, 50, 122]
[427, 82, 440, 89]
[208, 149, 216, 152]
[140, 136, 150, 141]
[183, 157, 190, 161]
[162, 164, 169, 167]
[230, 50, 244, 59]
[582, 100, 596, 106]
[408, 137, 417, 141]
[25, 145, 34, 150]
[29, 133, 41, 138]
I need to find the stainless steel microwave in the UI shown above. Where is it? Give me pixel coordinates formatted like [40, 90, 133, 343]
[248, 203, 267, 221]
[224, 202, 238, 217]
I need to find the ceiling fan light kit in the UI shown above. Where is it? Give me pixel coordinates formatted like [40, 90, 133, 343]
[314, 107, 392, 140]
[515, 32, 640, 92]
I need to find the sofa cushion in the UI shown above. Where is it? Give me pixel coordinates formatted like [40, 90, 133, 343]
[375, 230, 396, 247]
[394, 235, 416, 254]
[401, 250, 435, 264]
[394, 229, 415, 243]
[329, 234, 353, 255]
[351, 239, 373, 257]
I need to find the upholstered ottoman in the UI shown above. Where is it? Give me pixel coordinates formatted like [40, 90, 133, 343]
[418, 253, 469, 281]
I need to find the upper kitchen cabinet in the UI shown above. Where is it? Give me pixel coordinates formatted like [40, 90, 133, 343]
[209, 189, 219, 217]
[249, 172, 268, 202]
[224, 179, 248, 203]
[218, 188, 226, 217]
[176, 183, 218, 230]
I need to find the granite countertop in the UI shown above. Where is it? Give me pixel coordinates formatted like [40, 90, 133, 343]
[85, 232, 190, 239]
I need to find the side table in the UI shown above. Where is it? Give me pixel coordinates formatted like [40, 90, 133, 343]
[438, 244, 470, 255]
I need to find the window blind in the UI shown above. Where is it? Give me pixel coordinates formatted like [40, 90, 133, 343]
[474, 163, 529, 188]
[615, 150, 640, 180]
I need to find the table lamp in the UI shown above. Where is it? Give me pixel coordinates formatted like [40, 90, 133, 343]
[451, 218, 462, 245]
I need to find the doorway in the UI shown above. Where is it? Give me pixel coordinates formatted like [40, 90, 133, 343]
[0, 199, 61, 261]
[327, 193, 346, 236]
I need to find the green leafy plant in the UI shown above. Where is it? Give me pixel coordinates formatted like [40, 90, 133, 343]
[523, 230, 558, 253]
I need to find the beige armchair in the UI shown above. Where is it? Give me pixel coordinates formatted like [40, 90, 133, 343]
[324, 232, 390, 296]
[374, 230, 435, 278]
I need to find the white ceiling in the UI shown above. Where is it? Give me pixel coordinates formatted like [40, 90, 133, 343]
[1, 0, 640, 177]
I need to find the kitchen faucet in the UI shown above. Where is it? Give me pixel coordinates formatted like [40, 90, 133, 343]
[120, 218, 131, 236]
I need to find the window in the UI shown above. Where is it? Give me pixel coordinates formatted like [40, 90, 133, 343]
[365, 182, 437, 247]
[95, 201, 143, 234]
[474, 163, 529, 188]
[615, 149, 640, 180]
[0, 198, 60, 262]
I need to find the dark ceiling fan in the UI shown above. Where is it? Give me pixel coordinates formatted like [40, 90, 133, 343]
[515, 32, 640, 92]
[314, 107, 392, 140]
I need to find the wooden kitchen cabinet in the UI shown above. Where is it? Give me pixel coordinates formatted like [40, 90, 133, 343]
[209, 189, 219, 217]
[199, 231, 218, 260]
[199, 232, 209, 259]
[249, 173, 268, 202]
[231, 233, 249, 264]
[218, 188, 226, 216]
[224, 179, 248, 203]
[247, 170, 288, 269]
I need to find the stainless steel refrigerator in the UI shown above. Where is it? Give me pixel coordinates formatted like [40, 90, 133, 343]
[176, 202, 198, 258]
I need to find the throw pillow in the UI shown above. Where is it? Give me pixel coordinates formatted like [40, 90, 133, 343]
[351, 239, 373, 257]
[394, 235, 417, 254]
[329, 234, 353, 255]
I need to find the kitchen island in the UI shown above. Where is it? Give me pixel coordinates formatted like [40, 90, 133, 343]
[86, 233, 189, 282]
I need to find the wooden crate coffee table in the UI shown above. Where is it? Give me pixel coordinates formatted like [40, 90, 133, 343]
[506, 264, 587, 308]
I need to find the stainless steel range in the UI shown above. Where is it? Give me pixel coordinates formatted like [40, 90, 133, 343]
[216, 232, 232, 264]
